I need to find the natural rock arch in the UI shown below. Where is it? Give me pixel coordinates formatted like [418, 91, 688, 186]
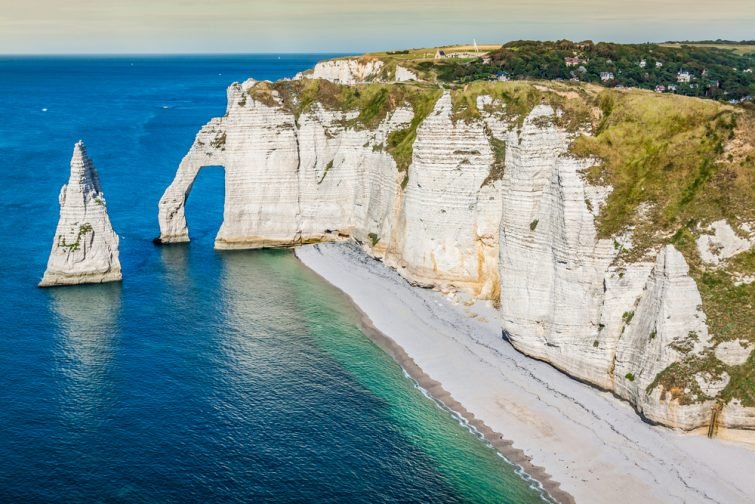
[157, 119, 227, 244]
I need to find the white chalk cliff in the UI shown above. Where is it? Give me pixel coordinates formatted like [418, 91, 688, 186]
[40, 142, 121, 287]
[696, 220, 754, 267]
[158, 79, 754, 434]
[294, 58, 419, 83]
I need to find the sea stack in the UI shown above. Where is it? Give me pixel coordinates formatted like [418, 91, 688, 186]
[39, 141, 121, 287]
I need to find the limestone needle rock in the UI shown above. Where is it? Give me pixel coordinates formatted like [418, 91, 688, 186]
[39, 141, 121, 287]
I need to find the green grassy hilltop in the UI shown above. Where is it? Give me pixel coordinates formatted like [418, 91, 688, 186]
[354, 40, 755, 103]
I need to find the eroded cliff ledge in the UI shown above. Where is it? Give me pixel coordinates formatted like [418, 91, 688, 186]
[158, 76, 754, 436]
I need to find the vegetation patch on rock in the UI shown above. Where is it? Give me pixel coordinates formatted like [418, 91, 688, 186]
[57, 223, 93, 252]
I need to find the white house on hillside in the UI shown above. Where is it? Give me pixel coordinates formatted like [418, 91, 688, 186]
[677, 70, 692, 83]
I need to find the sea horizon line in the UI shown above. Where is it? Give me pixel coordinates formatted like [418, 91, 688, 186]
[0, 52, 358, 57]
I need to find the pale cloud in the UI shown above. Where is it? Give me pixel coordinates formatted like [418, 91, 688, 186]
[0, 0, 753, 53]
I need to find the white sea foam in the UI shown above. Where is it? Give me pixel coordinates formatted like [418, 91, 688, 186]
[401, 368, 557, 503]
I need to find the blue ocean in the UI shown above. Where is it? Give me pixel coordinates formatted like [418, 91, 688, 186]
[0, 55, 546, 503]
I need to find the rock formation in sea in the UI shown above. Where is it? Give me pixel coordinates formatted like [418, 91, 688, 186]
[40, 141, 121, 287]
[158, 74, 754, 436]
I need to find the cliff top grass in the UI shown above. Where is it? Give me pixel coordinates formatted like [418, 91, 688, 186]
[248, 78, 440, 126]
[572, 91, 753, 245]
[447, 80, 599, 130]
[246, 79, 443, 178]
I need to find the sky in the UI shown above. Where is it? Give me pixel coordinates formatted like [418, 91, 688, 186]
[0, 0, 753, 54]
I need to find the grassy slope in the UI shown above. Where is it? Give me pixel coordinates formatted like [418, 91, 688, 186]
[245, 76, 754, 407]
[570, 90, 754, 406]
[660, 43, 755, 56]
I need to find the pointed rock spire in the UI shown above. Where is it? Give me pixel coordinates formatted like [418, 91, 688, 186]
[69, 140, 102, 194]
[39, 141, 122, 287]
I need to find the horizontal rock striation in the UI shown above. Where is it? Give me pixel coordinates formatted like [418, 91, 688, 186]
[158, 78, 754, 435]
[40, 141, 121, 287]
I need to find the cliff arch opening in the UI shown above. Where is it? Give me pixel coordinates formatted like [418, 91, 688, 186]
[157, 160, 227, 245]
[184, 165, 226, 246]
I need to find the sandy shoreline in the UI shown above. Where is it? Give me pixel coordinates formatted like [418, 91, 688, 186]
[312, 268, 569, 503]
[295, 242, 755, 504]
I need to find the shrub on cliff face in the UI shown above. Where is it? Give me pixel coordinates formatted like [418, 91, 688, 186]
[210, 132, 226, 149]
[481, 129, 506, 187]
[318, 160, 334, 184]
[57, 223, 93, 252]
[384, 88, 443, 176]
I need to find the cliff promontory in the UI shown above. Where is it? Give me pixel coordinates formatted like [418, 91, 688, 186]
[158, 69, 754, 437]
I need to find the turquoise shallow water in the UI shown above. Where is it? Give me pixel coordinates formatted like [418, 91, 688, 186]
[0, 55, 546, 502]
